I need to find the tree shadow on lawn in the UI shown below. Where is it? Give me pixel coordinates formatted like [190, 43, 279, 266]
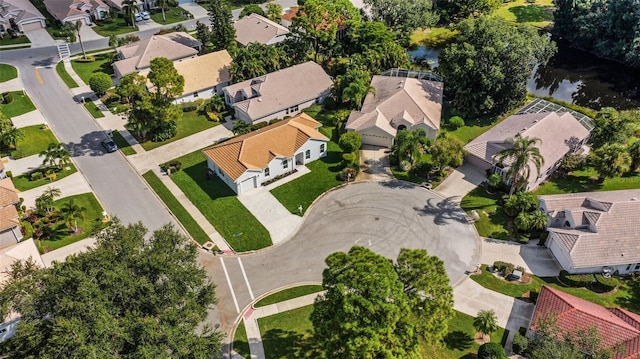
[540, 173, 602, 194]
[262, 329, 322, 359]
[444, 330, 474, 351]
[322, 151, 344, 173]
[509, 5, 554, 23]
[182, 160, 236, 200]
[615, 279, 640, 313]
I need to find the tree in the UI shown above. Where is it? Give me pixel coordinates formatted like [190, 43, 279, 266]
[231, 42, 290, 82]
[66, 20, 87, 59]
[528, 210, 549, 231]
[0, 221, 222, 357]
[340, 77, 374, 108]
[338, 132, 362, 153]
[437, 0, 502, 22]
[115, 72, 147, 104]
[265, 2, 283, 23]
[239, 4, 264, 18]
[39, 143, 71, 170]
[478, 342, 505, 359]
[311, 246, 422, 358]
[590, 143, 631, 179]
[558, 153, 586, 175]
[122, 0, 139, 28]
[195, 21, 211, 52]
[60, 199, 85, 233]
[148, 57, 184, 104]
[503, 191, 537, 217]
[473, 309, 499, 340]
[35, 187, 61, 215]
[494, 135, 544, 196]
[232, 120, 251, 135]
[528, 316, 614, 359]
[630, 141, 640, 171]
[363, 0, 438, 34]
[0, 126, 23, 149]
[88, 72, 112, 96]
[439, 16, 556, 117]
[395, 128, 430, 167]
[342, 21, 410, 74]
[589, 107, 632, 149]
[430, 135, 464, 171]
[156, 0, 168, 21]
[209, 0, 237, 54]
[395, 248, 454, 345]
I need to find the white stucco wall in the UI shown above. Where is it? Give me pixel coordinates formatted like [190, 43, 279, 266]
[235, 98, 322, 124]
[174, 81, 230, 104]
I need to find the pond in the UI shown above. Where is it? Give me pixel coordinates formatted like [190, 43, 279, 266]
[409, 40, 640, 110]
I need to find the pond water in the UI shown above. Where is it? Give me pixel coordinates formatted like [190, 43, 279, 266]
[409, 39, 640, 110]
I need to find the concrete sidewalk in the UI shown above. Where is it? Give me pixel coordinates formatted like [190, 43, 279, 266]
[18, 172, 92, 209]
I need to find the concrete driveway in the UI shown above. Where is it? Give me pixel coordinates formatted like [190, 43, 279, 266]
[180, 2, 209, 18]
[480, 238, 562, 277]
[24, 28, 56, 48]
[358, 145, 393, 181]
[435, 164, 486, 202]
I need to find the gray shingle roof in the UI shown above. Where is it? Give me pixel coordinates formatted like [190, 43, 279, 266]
[233, 13, 289, 46]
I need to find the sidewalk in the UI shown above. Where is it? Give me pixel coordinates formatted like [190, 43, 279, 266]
[40, 237, 97, 267]
[4, 154, 43, 176]
[0, 77, 24, 92]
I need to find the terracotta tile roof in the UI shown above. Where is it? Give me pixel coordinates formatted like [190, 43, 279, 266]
[202, 113, 328, 180]
[0, 205, 18, 232]
[172, 50, 232, 95]
[234, 13, 289, 46]
[539, 189, 640, 269]
[532, 286, 640, 359]
[346, 76, 443, 135]
[0, 178, 18, 208]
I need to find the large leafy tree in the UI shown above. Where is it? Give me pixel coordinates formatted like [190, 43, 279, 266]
[439, 16, 556, 117]
[0, 221, 222, 358]
[430, 134, 464, 171]
[115, 72, 146, 104]
[209, 0, 237, 54]
[437, 0, 502, 23]
[363, 0, 438, 34]
[395, 128, 430, 168]
[589, 107, 633, 149]
[265, 2, 283, 23]
[494, 135, 544, 196]
[342, 21, 410, 75]
[148, 57, 184, 105]
[231, 42, 291, 82]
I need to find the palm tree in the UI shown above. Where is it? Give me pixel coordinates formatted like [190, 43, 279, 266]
[156, 0, 168, 22]
[39, 143, 71, 170]
[66, 20, 87, 59]
[35, 187, 62, 214]
[494, 135, 544, 197]
[232, 120, 251, 135]
[473, 309, 498, 341]
[341, 80, 374, 109]
[122, 0, 138, 28]
[266, 3, 283, 24]
[395, 128, 429, 167]
[1, 126, 23, 149]
[528, 210, 549, 231]
[60, 200, 85, 233]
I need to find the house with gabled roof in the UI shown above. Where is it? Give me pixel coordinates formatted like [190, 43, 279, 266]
[464, 111, 590, 192]
[171, 50, 232, 103]
[0, 177, 22, 250]
[234, 13, 289, 46]
[112, 32, 201, 78]
[345, 75, 443, 148]
[223, 61, 333, 124]
[44, 0, 109, 25]
[0, 0, 46, 33]
[538, 189, 640, 275]
[202, 113, 328, 194]
[529, 286, 640, 359]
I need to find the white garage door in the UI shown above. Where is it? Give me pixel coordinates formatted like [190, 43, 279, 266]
[21, 21, 44, 32]
[239, 176, 256, 194]
[360, 133, 391, 148]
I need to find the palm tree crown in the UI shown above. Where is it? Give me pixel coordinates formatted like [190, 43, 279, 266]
[494, 135, 544, 196]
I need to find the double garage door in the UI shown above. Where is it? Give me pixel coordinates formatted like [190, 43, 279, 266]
[21, 21, 44, 32]
[360, 133, 391, 148]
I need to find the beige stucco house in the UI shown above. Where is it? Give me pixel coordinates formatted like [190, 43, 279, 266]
[234, 13, 289, 46]
[0, 0, 46, 33]
[172, 50, 232, 103]
[44, 0, 110, 24]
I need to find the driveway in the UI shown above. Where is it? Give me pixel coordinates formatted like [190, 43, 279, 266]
[78, 25, 105, 42]
[24, 28, 56, 48]
[180, 2, 209, 18]
[435, 163, 486, 202]
[19, 172, 93, 209]
[480, 238, 562, 277]
[358, 145, 393, 181]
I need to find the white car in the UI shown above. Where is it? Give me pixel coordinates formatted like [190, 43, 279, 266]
[140, 11, 150, 20]
[134, 13, 143, 22]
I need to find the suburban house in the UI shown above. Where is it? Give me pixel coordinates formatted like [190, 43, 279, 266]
[223, 61, 333, 124]
[0, 178, 22, 250]
[0, 0, 46, 33]
[202, 113, 329, 194]
[345, 75, 444, 147]
[464, 111, 590, 191]
[538, 189, 640, 275]
[44, 0, 110, 24]
[172, 50, 232, 103]
[233, 13, 289, 46]
[281, 6, 347, 39]
[0, 239, 45, 342]
[528, 286, 640, 359]
[112, 32, 201, 78]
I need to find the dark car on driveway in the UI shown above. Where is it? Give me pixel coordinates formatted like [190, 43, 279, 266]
[102, 139, 118, 153]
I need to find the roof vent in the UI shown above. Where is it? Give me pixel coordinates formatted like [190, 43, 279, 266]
[522, 127, 528, 130]
[533, 120, 539, 123]
[257, 98, 262, 102]
[632, 197, 638, 201]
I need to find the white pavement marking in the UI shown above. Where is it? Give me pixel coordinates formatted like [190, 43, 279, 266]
[237, 257, 254, 300]
[220, 257, 240, 313]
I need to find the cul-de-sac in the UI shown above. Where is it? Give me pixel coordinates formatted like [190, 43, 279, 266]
[1, 0, 639, 358]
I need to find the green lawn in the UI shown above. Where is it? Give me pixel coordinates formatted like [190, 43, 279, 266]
[55, 61, 79, 88]
[233, 321, 251, 359]
[391, 168, 424, 184]
[12, 164, 77, 191]
[0, 45, 29, 51]
[36, 193, 105, 253]
[170, 150, 271, 252]
[142, 170, 210, 245]
[494, 0, 555, 28]
[271, 127, 343, 215]
[150, 7, 190, 24]
[111, 130, 136, 155]
[534, 167, 640, 195]
[471, 265, 633, 310]
[0, 91, 36, 117]
[254, 285, 324, 308]
[445, 123, 493, 144]
[0, 64, 17, 83]
[70, 53, 115, 84]
[410, 27, 457, 48]
[11, 125, 59, 159]
[136, 110, 219, 151]
[92, 18, 136, 37]
[460, 187, 510, 240]
[84, 102, 105, 118]
[0, 36, 30, 46]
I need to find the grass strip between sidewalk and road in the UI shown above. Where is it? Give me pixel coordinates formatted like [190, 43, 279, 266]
[142, 170, 210, 245]
[84, 102, 105, 118]
[111, 130, 136, 156]
[254, 285, 324, 308]
[56, 61, 79, 88]
[232, 321, 250, 359]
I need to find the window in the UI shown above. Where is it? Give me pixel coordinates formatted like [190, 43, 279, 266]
[193, 92, 199, 98]
[286, 108, 290, 115]
[635, 263, 640, 270]
[264, 167, 270, 177]
[627, 264, 632, 271]
[282, 159, 288, 169]
[305, 150, 310, 159]
[293, 105, 299, 112]
[320, 144, 325, 153]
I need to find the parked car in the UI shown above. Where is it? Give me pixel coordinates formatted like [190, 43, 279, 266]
[135, 13, 143, 22]
[140, 11, 150, 20]
[102, 139, 118, 153]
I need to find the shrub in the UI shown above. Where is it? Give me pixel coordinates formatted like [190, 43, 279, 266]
[5, 171, 12, 178]
[338, 132, 362, 153]
[560, 270, 594, 287]
[512, 332, 529, 354]
[399, 160, 411, 172]
[323, 96, 337, 110]
[151, 120, 177, 142]
[488, 173, 502, 188]
[89, 72, 112, 96]
[341, 152, 358, 168]
[2, 92, 13, 104]
[338, 166, 358, 181]
[493, 261, 515, 277]
[594, 274, 619, 292]
[178, 102, 198, 112]
[539, 231, 548, 245]
[160, 160, 183, 173]
[74, 56, 96, 63]
[206, 111, 219, 122]
[30, 172, 43, 181]
[251, 122, 269, 131]
[20, 220, 34, 240]
[108, 93, 121, 103]
[448, 116, 465, 129]
[411, 161, 433, 179]
[478, 342, 505, 359]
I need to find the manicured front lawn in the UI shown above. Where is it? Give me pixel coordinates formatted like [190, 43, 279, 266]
[84, 102, 105, 118]
[36, 193, 105, 253]
[142, 170, 210, 245]
[271, 127, 343, 215]
[135, 110, 219, 151]
[55, 61, 79, 88]
[150, 7, 190, 24]
[0, 36, 30, 46]
[494, 0, 555, 28]
[0, 91, 36, 117]
[170, 150, 271, 252]
[460, 187, 510, 240]
[232, 321, 251, 359]
[0, 64, 17, 83]
[12, 164, 77, 191]
[254, 285, 324, 308]
[12, 125, 59, 159]
[92, 18, 136, 37]
[70, 53, 115, 85]
[111, 130, 136, 155]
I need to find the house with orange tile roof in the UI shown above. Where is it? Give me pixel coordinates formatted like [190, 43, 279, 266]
[281, 6, 347, 39]
[202, 113, 328, 194]
[538, 189, 640, 275]
[529, 286, 640, 359]
[171, 50, 232, 103]
[0, 177, 22, 250]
